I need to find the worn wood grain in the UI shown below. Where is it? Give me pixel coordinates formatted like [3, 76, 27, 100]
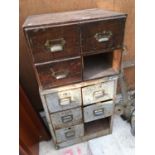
[25, 24, 81, 63]
[35, 58, 82, 89]
[23, 8, 126, 28]
[81, 18, 126, 54]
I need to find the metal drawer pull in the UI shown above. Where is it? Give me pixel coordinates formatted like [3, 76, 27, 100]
[94, 31, 112, 43]
[94, 90, 105, 99]
[44, 38, 66, 52]
[65, 130, 75, 138]
[61, 115, 73, 123]
[93, 108, 104, 116]
[59, 97, 71, 106]
[50, 68, 69, 80]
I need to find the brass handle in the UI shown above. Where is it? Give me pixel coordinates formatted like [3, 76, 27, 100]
[93, 108, 104, 116]
[94, 31, 112, 43]
[44, 38, 66, 52]
[59, 97, 71, 106]
[65, 130, 75, 138]
[61, 115, 73, 123]
[93, 90, 105, 99]
[50, 68, 69, 80]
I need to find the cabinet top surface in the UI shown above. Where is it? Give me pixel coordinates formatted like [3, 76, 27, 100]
[23, 8, 127, 28]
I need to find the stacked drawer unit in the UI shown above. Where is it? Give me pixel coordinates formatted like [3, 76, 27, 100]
[39, 77, 117, 148]
[23, 8, 127, 149]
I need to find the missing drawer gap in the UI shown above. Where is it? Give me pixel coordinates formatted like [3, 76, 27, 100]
[84, 117, 110, 136]
[83, 51, 121, 80]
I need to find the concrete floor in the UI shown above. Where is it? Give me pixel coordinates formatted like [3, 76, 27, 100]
[39, 115, 135, 155]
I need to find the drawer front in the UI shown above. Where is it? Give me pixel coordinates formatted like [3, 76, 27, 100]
[50, 107, 82, 129]
[35, 58, 82, 89]
[81, 18, 126, 54]
[82, 80, 115, 105]
[26, 25, 80, 63]
[55, 124, 84, 143]
[45, 88, 81, 113]
[84, 100, 114, 123]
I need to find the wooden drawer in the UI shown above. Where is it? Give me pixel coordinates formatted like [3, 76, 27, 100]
[45, 88, 81, 113]
[55, 124, 84, 143]
[82, 80, 116, 106]
[50, 107, 82, 129]
[25, 25, 80, 63]
[81, 18, 126, 54]
[35, 58, 82, 89]
[83, 100, 114, 123]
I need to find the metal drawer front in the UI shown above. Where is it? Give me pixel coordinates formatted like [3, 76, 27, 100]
[45, 88, 82, 113]
[55, 124, 84, 143]
[84, 100, 114, 123]
[82, 80, 115, 105]
[50, 107, 82, 129]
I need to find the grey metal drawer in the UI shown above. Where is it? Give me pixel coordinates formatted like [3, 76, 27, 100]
[50, 107, 82, 129]
[55, 124, 84, 143]
[45, 88, 82, 113]
[83, 100, 114, 123]
[82, 80, 115, 106]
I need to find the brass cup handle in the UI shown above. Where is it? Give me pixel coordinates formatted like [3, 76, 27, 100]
[50, 68, 69, 80]
[93, 108, 104, 116]
[44, 38, 66, 52]
[65, 130, 75, 138]
[59, 97, 71, 106]
[94, 31, 112, 43]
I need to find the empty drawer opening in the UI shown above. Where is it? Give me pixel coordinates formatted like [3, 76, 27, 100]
[84, 117, 111, 136]
[83, 50, 121, 80]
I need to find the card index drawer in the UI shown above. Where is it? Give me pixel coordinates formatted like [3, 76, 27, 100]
[83, 100, 114, 123]
[50, 107, 82, 129]
[55, 124, 84, 143]
[35, 58, 82, 89]
[82, 80, 116, 106]
[25, 24, 80, 63]
[81, 18, 126, 54]
[45, 88, 81, 113]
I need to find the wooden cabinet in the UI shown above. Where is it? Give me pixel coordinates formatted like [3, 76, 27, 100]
[23, 8, 127, 149]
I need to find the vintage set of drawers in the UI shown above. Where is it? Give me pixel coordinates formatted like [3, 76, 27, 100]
[23, 8, 127, 149]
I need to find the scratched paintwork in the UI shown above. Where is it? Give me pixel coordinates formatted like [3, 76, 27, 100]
[50, 107, 82, 129]
[82, 80, 116, 106]
[83, 100, 114, 123]
[55, 124, 84, 143]
[45, 88, 82, 113]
